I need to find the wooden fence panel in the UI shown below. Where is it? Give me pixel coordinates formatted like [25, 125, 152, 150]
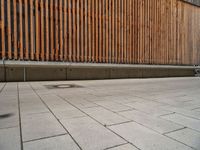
[0, 0, 200, 65]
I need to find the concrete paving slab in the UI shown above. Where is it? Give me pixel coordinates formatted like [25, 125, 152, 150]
[20, 102, 49, 116]
[0, 127, 21, 150]
[119, 110, 184, 134]
[160, 105, 200, 120]
[109, 122, 193, 150]
[94, 101, 132, 112]
[125, 102, 172, 116]
[107, 144, 139, 150]
[83, 107, 130, 126]
[21, 113, 66, 142]
[165, 128, 200, 150]
[54, 109, 86, 120]
[161, 113, 200, 132]
[61, 116, 126, 150]
[23, 135, 80, 150]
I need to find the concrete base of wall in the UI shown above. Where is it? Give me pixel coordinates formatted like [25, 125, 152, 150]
[0, 66, 196, 82]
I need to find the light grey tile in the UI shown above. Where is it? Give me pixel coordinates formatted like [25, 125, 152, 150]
[125, 102, 172, 116]
[119, 110, 183, 134]
[166, 128, 200, 150]
[61, 117, 126, 150]
[21, 113, 66, 142]
[0, 127, 21, 150]
[161, 114, 200, 132]
[95, 101, 132, 112]
[54, 109, 86, 120]
[83, 107, 130, 126]
[109, 122, 193, 150]
[23, 135, 80, 150]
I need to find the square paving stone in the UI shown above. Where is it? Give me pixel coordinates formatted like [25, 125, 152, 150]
[83, 107, 130, 126]
[23, 135, 80, 150]
[109, 122, 193, 150]
[161, 113, 200, 132]
[165, 128, 200, 150]
[0, 127, 21, 150]
[94, 101, 132, 112]
[125, 102, 173, 116]
[21, 112, 66, 142]
[119, 110, 184, 134]
[61, 116, 126, 150]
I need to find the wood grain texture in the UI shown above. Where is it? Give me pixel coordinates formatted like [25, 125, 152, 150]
[0, 0, 200, 65]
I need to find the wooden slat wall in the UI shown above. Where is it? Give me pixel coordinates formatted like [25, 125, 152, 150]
[0, 0, 200, 65]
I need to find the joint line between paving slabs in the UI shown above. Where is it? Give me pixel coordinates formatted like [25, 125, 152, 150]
[29, 83, 83, 150]
[23, 133, 68, 143]
[57, 94, 142, 150]
[0, 83, 6, 93]
[103, 142, 129, 150]
[162, 127, 187, 135]
[17, 83, 24, 150]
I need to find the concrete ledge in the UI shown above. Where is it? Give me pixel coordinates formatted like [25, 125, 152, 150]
[0, 60, 199, 69]
[0, 61, 198, 82]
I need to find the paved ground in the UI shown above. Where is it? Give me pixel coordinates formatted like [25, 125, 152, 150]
[0, 77, 200, 150]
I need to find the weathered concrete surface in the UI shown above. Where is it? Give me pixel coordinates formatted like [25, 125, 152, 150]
[0, 60, 198, 81]
[0, 78, 200, 150]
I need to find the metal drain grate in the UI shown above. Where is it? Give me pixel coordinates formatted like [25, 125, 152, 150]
[45, 84, 83, 89]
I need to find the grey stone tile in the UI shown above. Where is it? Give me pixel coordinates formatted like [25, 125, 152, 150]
[119, 110, 184, 134]
[125, 102, 172, 116]
[109, 122, 193, 150]
[21, 113, 66, 142]
[0, 108, 19, 129]
[107, 144, 139, 150]
[61, 116, 126, 150]
[166, 128, 200, 150]
[20, 102, 49, 116]
[161, 114, 200, 132]
[23, 135, 80, 150]
[54, 109, 86, 120]
[0, 127, 21, 150]
[83, 107, 130, 126]
[160, 105, 200, 119]
[94, 101, 132, 112]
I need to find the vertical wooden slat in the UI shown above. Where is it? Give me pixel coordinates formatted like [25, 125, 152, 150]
[41, 0, 45, 61]
[50, 0, 54, 60]
[77, 0, 80, 62]
[63, 0, 67, 61]
[111, 0, 115, 63]
[45, 0, 50, 61]
[95, 0, 99, 62]
[80, 0, 84, 62]
[91, 0, 95, 62]
[30, 0, 34, 60]
[68, 0, 72, 61]
[24, 0, 29, 60]
[105, 0, 109, 63]
[88, 0, 91, 62]
[59, 0, 63, 61]
[19, 0, 23, 59]
[13, 0, 18, 59]
[7, 0, 12, 59]
[35, 0, 40, 60]
[99, 0, 102, 62]
[55, 0, 59, 61]
[117, 0, 121, 63]
[1, 0, 5, 58]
